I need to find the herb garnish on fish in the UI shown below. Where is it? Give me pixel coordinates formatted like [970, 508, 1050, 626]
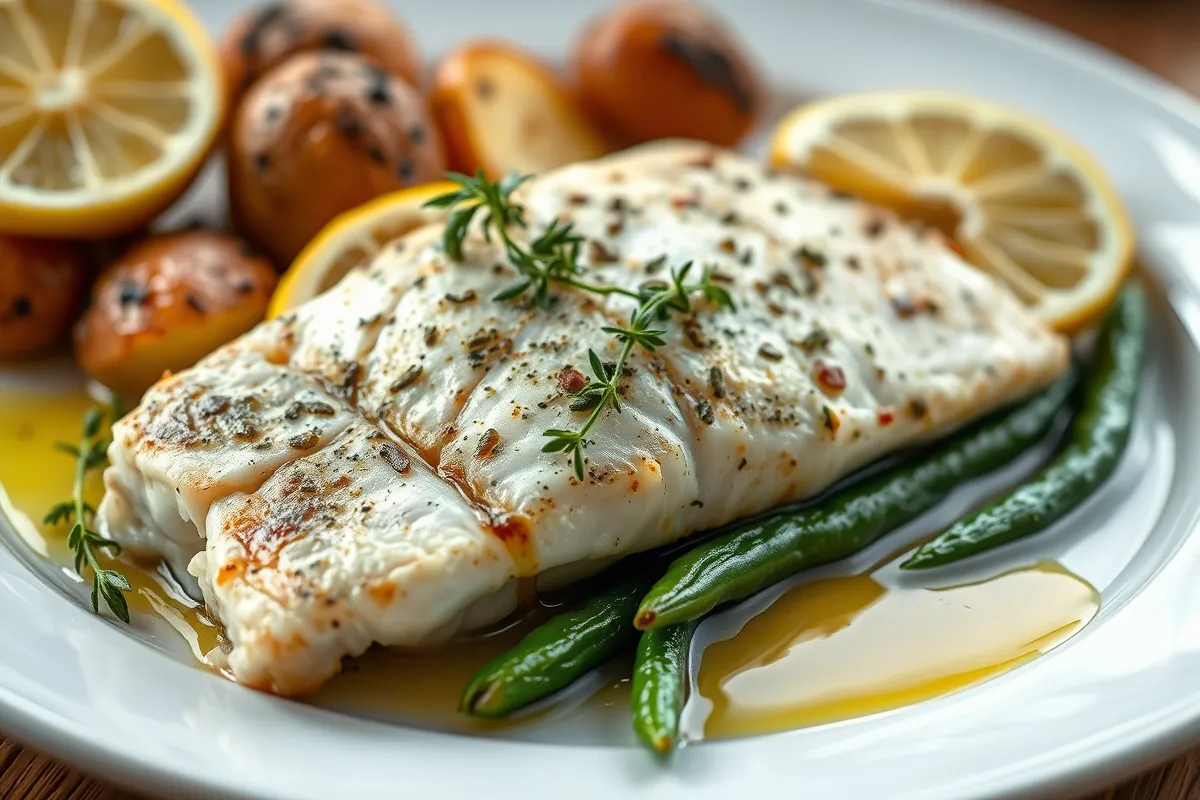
[426, 171, 735, 480]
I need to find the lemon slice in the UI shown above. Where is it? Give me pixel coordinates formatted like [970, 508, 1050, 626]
[770, 90, 1134, 331]
[0, 0, 222, 238]
[269, 181, 457, 318]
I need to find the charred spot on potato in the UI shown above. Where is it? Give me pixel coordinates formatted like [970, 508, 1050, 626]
[185, 293, 206, 314]
[659, 31, 755, 111]
[474, 76, 496, 101]
[335, 106, 364, 140]
[254, 152, 270, 172]
[8, 296, 31, 319]
[321, 29, 358, 52]
[397, 160, 414, 182]
[117, 281, 148, 306]
[364, 68, 391, 105]
[408, 125, 425, 144]
[367, 146, 386, 164]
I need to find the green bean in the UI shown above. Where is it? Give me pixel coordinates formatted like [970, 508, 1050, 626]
[631, 624, 690, 756]
[903, 283, 1148, 569]
[460, 570, 655, 717]
[636, 362, 1080, 629]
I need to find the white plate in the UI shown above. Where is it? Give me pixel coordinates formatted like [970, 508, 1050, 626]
[5, 0, 1200, 797]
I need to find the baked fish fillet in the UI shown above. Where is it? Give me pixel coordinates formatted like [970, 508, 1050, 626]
[99, 141, 1068, 694]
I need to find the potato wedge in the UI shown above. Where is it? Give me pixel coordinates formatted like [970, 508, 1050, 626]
[431, 40, 607, 178]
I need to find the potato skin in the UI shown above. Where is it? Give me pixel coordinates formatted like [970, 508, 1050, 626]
[228, 51, 446, 267]
[74, 231, 278, 397]
[573, 0, 763, 147]
[0, 238, 89, 360]
[219, 0, 422, 108]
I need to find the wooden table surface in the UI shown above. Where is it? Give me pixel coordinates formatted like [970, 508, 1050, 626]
[5, 0, 1200, 798]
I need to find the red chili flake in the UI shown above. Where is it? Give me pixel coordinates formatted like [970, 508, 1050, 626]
[814, 362, 847, 395]
[557, 366, 588, 394]
[877, 409, 895, 426]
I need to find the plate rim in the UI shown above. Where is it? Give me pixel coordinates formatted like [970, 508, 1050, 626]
[4, 1, 1200, 798]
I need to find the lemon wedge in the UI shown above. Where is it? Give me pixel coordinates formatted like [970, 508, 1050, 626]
[770, 90, 1134, 331]
[269, 181, 456, 318]
[0, 0, 222, 238]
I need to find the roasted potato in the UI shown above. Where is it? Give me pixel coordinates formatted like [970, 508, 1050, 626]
[219, 0, 422, 108]
[0, 238, 89, 361]
[431, 40, 607, 178]
[74, 231, 277, 397]
[573, 0, 763, 147]
[228, 51, 446, 267]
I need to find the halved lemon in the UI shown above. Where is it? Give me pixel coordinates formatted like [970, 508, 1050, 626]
[268, 181, 457, 318]
[0, 0, 223, 238]
[770, 90, 1135, 331]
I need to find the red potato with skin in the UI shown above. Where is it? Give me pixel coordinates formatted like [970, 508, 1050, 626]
[219, 0, 422, 108]
[0, 238, 89, 360]
[227, 51, 446, 267]
[74, 231, 278, 397]
[431, 40, 608, 179]
[573, 0, 764, 148]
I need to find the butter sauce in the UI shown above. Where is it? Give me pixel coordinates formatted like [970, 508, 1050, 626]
[0, 380, 1099, 741]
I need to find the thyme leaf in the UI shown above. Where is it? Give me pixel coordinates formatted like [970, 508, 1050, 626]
[46, 400, 131, 623]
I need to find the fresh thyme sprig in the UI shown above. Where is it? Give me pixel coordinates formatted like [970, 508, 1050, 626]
[45, 405, 131, 623]
[425, 172, 735, 481]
